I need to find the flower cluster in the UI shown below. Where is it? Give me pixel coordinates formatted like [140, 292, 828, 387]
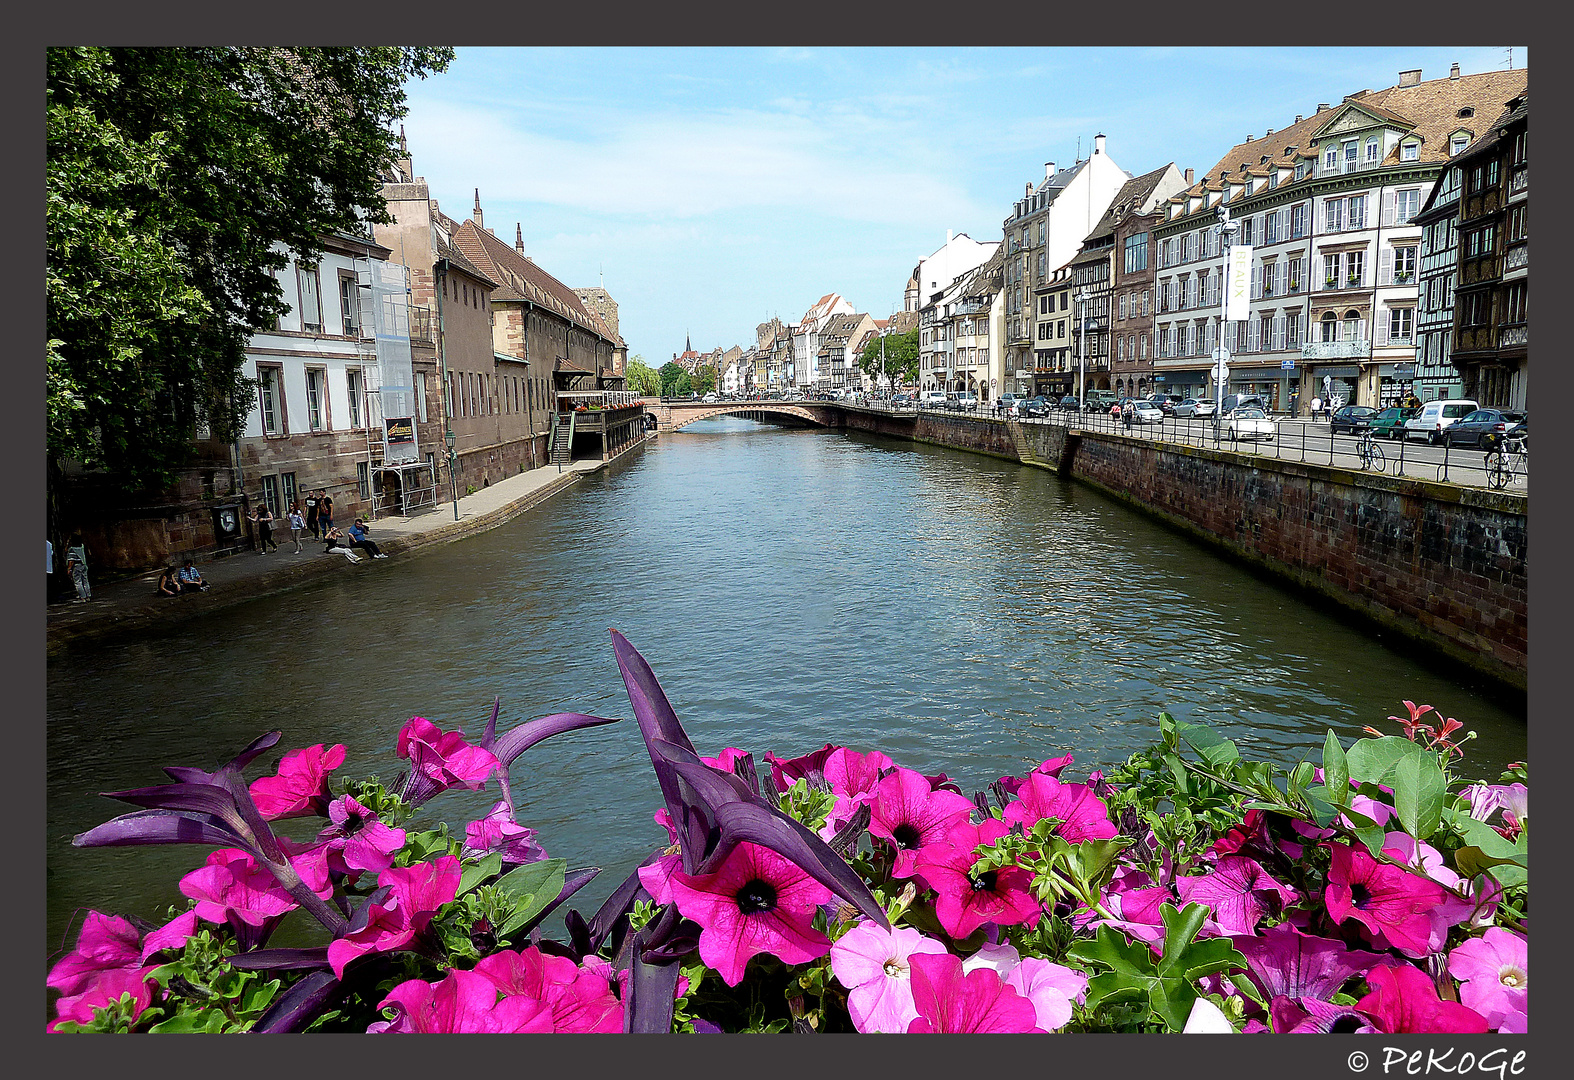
[48, 636, 1528, 1035]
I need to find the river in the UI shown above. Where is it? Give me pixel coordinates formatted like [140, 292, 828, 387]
[45, 417, 1527, 953]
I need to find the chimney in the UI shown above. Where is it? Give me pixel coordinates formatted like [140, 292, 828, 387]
[1265, 128, 1274, 136]
[1025, 182, 1033, 197]
[1045, 161, 1056, 179]
[514, 223, 525, 257]
[1295, 114, 1303, 122]
[473, 188, 483, 230]
[1093, 133, 1107, 155]
[1317, 103, 1330, 112]
[1450, 62, 1461, 80]
[1398, 68, 1422, 87]
[1184, 167, 1194, 184]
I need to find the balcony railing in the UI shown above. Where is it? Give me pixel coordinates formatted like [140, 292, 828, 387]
[1300, 339, 1370, 360]
[558, 390, 642, 411]
[1509, 166, 1527, 195]
[409, 305, 436, 343]
[1499, 325, 1527, 348]
[1504, 242, 1528, 272]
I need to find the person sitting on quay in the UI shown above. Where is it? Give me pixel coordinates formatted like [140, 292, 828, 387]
[156, 566, 182, 597]
[348, 518, 389, 560]
[177, 558, 211, 593]
[322, 527, 362, 564]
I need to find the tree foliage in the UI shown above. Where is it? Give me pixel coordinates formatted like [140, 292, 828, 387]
[858, 329, 919, 386]
[46, 46, 454, 491]
[692, 364, 717, 397]
[658, 362, 685, 398]
[624, 354, 661, 397]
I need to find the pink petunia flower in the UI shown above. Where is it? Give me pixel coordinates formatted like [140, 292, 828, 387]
[47, 966, 157, 1033]
[248, 743, 347, 820]
[320, 795, 408, 875]
[1355, 963, 1489, 1034]
[368, 968, 554, 1033]
[906, 951, 1040, 1033]
[396, 717, 500, 794]
[995, 753, 1075, 798]
[764, 743, 839, 793]
[1323, 843, 1444, 958]
[47, 911, 142, 996]
[699, 746, 750, 773]
[326, 856, 462, 979]
[1001, 772, 1118, 843]
[139, 910, 200, 963]
[473, 947, 623, 1032]
[1447, 927, 1527, 1031]
[1173, 855, 1298, 938]
[961, 942, 1087, 1032]
[821, 747, 896, 832]
[462, 800, 546, 867]
[179, 848, 299, 928]
[913, 819, 1041, 939]
[828, 920, 948, 1033]
[667, 841, 833, 987]
[867, 767, 975, 879]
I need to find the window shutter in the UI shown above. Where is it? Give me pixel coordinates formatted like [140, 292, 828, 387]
[1379, 247, 1393, 285]
[1382, 190, 1396, 227]
[1275, 317, 1286, 352]
[1251, 263, 1262, 299]
[1375, 315, 1389, 347]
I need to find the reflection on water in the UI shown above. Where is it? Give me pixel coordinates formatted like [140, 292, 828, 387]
[46, 417, 1526, 951]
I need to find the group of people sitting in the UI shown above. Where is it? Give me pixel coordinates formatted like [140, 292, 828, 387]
[322, 518, 389, 564]
[156, 558, 210, 597]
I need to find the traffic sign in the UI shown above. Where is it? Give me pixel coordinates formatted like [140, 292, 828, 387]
[1281, 359, 1296, 369]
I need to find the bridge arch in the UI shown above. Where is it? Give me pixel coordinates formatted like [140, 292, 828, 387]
[660, 402, 833, 432]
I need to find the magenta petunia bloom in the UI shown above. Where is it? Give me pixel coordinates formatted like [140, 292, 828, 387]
[1001, 772, 1117, 843]
[1174, 855, 1298, 937]
[1230, 922, 1385, 1004]
[1079, 883, 1172, 946]
[668, 840, 833, 987]
[1355, 963, 1489, 1034]
[1462, 782, 1528, 825]
[368, 968, 554, 1033]
[473, 947, 624, 1032]
[319, 795, 408, 875]
[765, 743, 839, 793]
[139, 910, 200, 964]
[906, 951, 1040, 1033]
[326, 856, 462, 979]
[829, 920, 948, 1033]
[462, 800, 546, 867]
[396, 717, 500, 794]
[1447, 927, 1527, 1031]
[47, 966, 157, 1033]
[996, 753, 1075, 798]
[47, 911, 142, 996]
[248, 743, 347, 820]
[1270, 994, 1381, 1034]
[700, 746, 750, 773]
[867, 767, 975, 879]
[914, 819, 1041, 939]
[1323, 842, 1444, 958]
[824, 747, 895, 803]
[960, 942, 1087, 1032]
[179, 848, 299, 928]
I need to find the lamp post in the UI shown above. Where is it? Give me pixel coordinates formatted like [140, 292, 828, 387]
[1076, 288, 1087, 412]
[445, 426, 458, 521]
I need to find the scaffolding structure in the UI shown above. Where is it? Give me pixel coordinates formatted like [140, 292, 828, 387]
[353, 256, 437, 519]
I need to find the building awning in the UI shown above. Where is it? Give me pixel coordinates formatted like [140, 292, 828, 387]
[494, 352, 528, 366]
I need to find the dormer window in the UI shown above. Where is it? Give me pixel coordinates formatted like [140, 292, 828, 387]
[1295, 161, 1309, 181]
[1402, 141, 1419, 162]
[1323, 145, 1339, 171]
[1457, 107, 1474, 119]
[1365, 136, 1381, 163]
[1450, 132, 1471, 155]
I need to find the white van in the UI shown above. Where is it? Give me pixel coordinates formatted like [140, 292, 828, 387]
[919, 390, 948, 408]
[1404, 399, 1479, 444]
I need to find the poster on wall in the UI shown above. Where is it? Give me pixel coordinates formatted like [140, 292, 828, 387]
[385, 417, 415, 445]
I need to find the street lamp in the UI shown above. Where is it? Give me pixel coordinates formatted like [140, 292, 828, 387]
[1076, 288, 1087, 412]
[444, 426, 458, 521]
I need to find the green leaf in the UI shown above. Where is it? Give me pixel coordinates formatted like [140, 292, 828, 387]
[1338, 805, 1390, 859]
[1067, 924, 1156, 977]
[1346, 736, 1414, 787]
[1082, 969, 1154, 1013]
[1452, 846, 1527, 878]
[1176, 721, 1239, 772]
[1323, 730, 1350, 807]
[1392, 747, 1447, 840]
[495, 858, 567, 938]
[1148, 975, 1201, 1032]
[148, 1007, 229, 1033]
[458, 852, 503, 896]
[1155, 902, 1210, 976]
[1443, 809, 1527, 888]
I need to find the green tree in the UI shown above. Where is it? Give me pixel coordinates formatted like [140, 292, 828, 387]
[659, 361, 684, 398]
[673, 371, 693, 398]
[692, 364, 717, 397]
[47, 46, 454, 493]
[859, 329, 919, 387]
[624, 354, 660, 396]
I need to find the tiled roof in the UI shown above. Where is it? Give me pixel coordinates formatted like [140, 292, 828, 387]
[1084, 163, 1180, 241]
[434, 236, 498, 289]
[451, 220, 617, 342]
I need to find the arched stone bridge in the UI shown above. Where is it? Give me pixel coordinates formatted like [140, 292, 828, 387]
[643, 399, 840, 432]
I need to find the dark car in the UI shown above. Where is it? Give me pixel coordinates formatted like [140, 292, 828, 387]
[1329, 404, 1379, 435]
[1150, 395, 1180, 416]
[1442, 409, 1528, 449]
[1219, 394, 1268, 417]
[1369, 406, 1418, 439]
[1058, 395, 1080, 412]
[1020, 396, 1051, 418]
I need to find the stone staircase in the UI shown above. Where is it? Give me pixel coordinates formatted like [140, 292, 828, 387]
[549, 413, 575, 467]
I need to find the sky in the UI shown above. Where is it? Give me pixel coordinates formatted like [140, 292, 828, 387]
[399, 46, 1524, 364]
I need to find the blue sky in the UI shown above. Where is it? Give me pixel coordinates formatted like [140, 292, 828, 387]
[399, 46, 1523, 363]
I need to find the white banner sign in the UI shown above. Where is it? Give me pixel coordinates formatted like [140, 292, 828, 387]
[1225, 244, 1253, 322]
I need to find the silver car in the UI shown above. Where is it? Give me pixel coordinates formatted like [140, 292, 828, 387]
[1129, 401, 1164, 424]
[1174, 398, 1217, 419]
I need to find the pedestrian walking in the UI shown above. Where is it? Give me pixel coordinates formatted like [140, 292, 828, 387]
[248, 503, 279, 554]
[305, 491, 320, 539]
[65, 536, 91, 602]
[1310, 395, 1322, 421]
[287, 503, 306, 553]
[318, 491, 334, 536]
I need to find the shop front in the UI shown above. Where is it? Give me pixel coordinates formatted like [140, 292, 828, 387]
[1375, 363, 1417, 407]
[1155, 371, 1205, 402]
[1308, 364, 1360, 410]
[1229, 367, 1288, 411]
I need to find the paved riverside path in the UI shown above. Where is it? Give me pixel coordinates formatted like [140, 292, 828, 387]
[47, 455, 614, 652]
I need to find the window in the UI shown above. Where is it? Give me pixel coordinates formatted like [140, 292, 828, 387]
[1123, 232, 1148, 274]
[1288, 257, 1303, 292]
[280, 472, 298, 512]
[1365, 136, 1381, 163]
[1321, 312, 1339, 341]
[346, 367, 363, 427]
[1325, 198, 1344, 232]
[1286, 311, 1301, 347]
[1402, 141, 1419, 162]
[1118, 293, 1128, 320]
[1508, 204, 1526, 242]
[1324, 253, 1340, 286]
[1142, 290, 1150, 316]
[1060, 293, 1068, 312]
[1240, 217, 1253, 246]
[1323, 145, 1339, 172]
[1291, 203, 1306, 238]
[1451, 133, 1470, 156]
[297, 264, 322, 332]
[261, 475, 280, 517]
[339, 272, 360, 336]
[1057, 319, 1066, 337]
[1503, 282, 1526, 324]
[1140, 333, 1147, 359]
[357, 462, 370, 500]
[306, 368, 326, 431]
[258, 366, 284, 435]
[1388, 307, 1414, 342]
[1039, 221, 1046, 246]
[1395, 189, 1420, 224]
[1295, 161, 1309, 181]
[1393, 246, 1417, 282]
[1459, 291, 1491, 327]
[1343, 140, 1358, 171]
[416, 371, 427, 422]
[1347, 195, 1366, 230]
[1347, 251, 1365, 287]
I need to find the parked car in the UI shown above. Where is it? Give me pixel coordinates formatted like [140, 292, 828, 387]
[1369, 406, 1418, 439]
[1020, 396, 1051, 418]
[1217, 405, 1276, 441]
[919, 390, 948, 408]
[1058, 395, 1081, 412]
[1219, 394, 1268, 417]
[1150, 395, 1180, 416]
[1173, 398, 1217, 419]
[1329, 404, 1379, 435]
[1404, 399, 1478, 443]
[1128, 400, 1164, 425]
[1084, 391, 1118, 413]
[1441, 409, 1528, 449]
[702, 392, 719, 403]
[952, 392, 980, 411]
[890, 393, 914, 407]
[1502, 416, 1527, 449]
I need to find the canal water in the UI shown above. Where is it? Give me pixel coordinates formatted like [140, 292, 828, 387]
[46, 418, 1527, 953]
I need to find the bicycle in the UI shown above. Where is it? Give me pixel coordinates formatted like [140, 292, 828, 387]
[1356, 430, 1386, 472]
[1485, 435, 1527, 490]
